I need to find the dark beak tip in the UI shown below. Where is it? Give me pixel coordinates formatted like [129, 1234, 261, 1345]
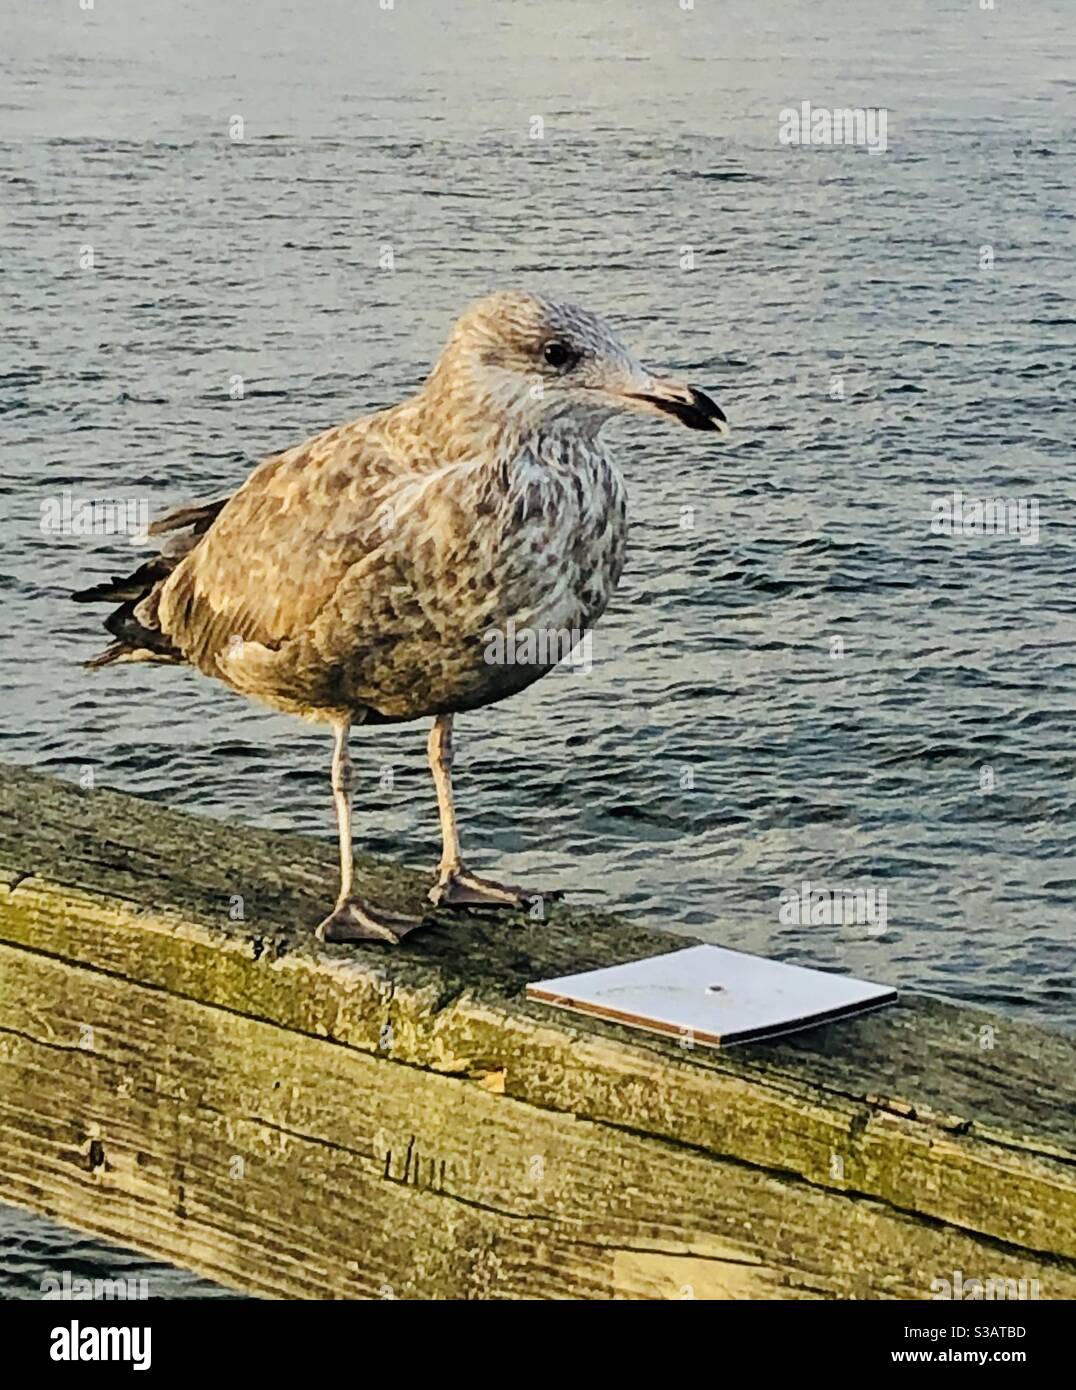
[688, 386, 728, 429]
[630, 387, 729, 433]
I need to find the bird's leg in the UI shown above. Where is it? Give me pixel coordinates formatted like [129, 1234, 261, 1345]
[426, 714, 560, 910]
[316, 718, 425, 944]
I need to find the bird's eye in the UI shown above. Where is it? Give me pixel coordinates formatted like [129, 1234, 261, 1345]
[543, 340, 578, 370]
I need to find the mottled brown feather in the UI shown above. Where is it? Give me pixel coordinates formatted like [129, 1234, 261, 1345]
[76, 292, 647, 721]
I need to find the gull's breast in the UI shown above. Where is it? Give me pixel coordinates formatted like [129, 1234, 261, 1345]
[351, 443, 628, 723]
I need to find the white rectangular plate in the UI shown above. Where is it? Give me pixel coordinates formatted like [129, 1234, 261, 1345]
[526, 944, 897, 1048]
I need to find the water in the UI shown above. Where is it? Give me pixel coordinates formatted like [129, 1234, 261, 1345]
[2, 0, 1073, 1298]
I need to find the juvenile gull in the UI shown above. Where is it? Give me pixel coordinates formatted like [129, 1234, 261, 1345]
[74, 291, 728, 943]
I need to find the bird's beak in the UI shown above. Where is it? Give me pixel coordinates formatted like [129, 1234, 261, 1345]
[620, 375, 729, 434]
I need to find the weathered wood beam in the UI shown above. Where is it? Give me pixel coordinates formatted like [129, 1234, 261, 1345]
[0, 763, 1072, 1299]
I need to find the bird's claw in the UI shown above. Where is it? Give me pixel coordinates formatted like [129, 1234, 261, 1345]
[316, 896, 427, 944]
[428, 870, 562, 911]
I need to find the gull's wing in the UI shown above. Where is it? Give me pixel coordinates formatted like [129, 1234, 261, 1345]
[156, 418, 437, 683]
[209, 455, 503, 717]
[75, 411, 496, 713]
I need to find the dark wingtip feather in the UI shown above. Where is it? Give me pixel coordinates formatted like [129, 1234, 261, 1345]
[73, 492, 227, 668]
[72, 580, 121, 603]
[148, 497, 228, 537]
[72, 557, 172, 604]
[82, 642, 127, 669]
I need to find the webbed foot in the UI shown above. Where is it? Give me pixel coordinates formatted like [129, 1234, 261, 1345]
[316, 896, 427, 944]
[428, 869, 562, 911]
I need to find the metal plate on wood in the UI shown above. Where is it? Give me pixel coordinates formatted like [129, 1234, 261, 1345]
[526, 944, 897, 1048]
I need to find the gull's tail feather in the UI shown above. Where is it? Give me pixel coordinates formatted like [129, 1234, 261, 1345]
[72, 495, 229, 668]
[148, 497, 228, 542]
[71, 556, 173, 605]
[82, 640, 176, 670]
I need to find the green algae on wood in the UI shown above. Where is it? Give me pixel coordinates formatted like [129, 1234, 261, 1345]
[0, 763, 1072, 1299]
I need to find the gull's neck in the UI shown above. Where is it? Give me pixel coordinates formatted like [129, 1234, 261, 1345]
[383, 379, 606, 468]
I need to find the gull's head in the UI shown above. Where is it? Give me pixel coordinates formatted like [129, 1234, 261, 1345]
[425, 290, 728, 443]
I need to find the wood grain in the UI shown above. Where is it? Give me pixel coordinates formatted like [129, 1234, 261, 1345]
[0, 763, 1072, 1299]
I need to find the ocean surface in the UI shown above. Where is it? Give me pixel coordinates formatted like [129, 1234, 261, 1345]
[2, 0, 1073, 1298]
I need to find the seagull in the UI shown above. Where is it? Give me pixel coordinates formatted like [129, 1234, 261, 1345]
[73, 291, 728, 943]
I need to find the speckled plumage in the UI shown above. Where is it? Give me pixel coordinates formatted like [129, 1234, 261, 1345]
[158, 407, 627, 725]
[75, 290, 727, 940]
